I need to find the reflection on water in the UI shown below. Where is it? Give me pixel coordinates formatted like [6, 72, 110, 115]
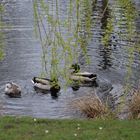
[101, 0, 110, 29]
[98, 0, 112, 70]
[98, 46, 112, 70]
[0, 0, 140, 118]
[0, 2, 5, 60]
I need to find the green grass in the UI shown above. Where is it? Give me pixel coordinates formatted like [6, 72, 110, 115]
[0, 116, 140, 140]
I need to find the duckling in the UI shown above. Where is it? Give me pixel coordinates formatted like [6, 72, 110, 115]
[4, 82, 21, 98]
[31, 77, 60, 94]
[70, 63, 98, 86]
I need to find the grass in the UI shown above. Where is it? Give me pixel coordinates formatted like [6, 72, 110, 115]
[0, 116, 140, 140]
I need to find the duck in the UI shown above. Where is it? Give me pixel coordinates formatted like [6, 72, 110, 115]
[4, 82, 21, 98]
[31, 77, 60, 94]
[70, 63, 98, 87]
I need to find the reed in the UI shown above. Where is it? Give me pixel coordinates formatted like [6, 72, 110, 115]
[71, 95, 115, 119]
[129, 89, 140, 119]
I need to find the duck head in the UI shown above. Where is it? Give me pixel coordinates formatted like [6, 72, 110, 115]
[70, 63, 80, 73]
[5, 83, 13, 93]
[50, 78, 60, 94]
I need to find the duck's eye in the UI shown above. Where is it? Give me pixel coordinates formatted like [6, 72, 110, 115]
[6, 84, 11, 89]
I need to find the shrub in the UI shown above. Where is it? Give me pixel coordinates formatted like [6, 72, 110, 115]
[71, 95, 114, 119]
[129, 89, 140, 119]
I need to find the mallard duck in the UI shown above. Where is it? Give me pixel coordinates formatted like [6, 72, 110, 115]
[70, 63, 98, 87]
[4, 82, 21, 98]
[31, 77, 60, 94]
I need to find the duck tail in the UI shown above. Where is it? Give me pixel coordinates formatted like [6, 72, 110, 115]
[89, 74, 97, 79]
[31, 77, 36, 84]
[91, 76, 97, 81]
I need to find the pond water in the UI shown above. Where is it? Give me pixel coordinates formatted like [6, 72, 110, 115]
[0, 0, 140, 118]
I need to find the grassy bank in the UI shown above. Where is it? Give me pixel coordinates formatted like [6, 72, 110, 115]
[0, 116, 140, 140]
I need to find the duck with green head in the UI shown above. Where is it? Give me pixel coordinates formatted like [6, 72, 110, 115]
[70, 63, 98, 87]
[31, 77, 60, 94]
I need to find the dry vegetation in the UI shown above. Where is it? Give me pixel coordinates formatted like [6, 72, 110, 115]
[71, 95, 115, 119]
[129, 89, 140, 119]
[71, 88, 140, 120]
